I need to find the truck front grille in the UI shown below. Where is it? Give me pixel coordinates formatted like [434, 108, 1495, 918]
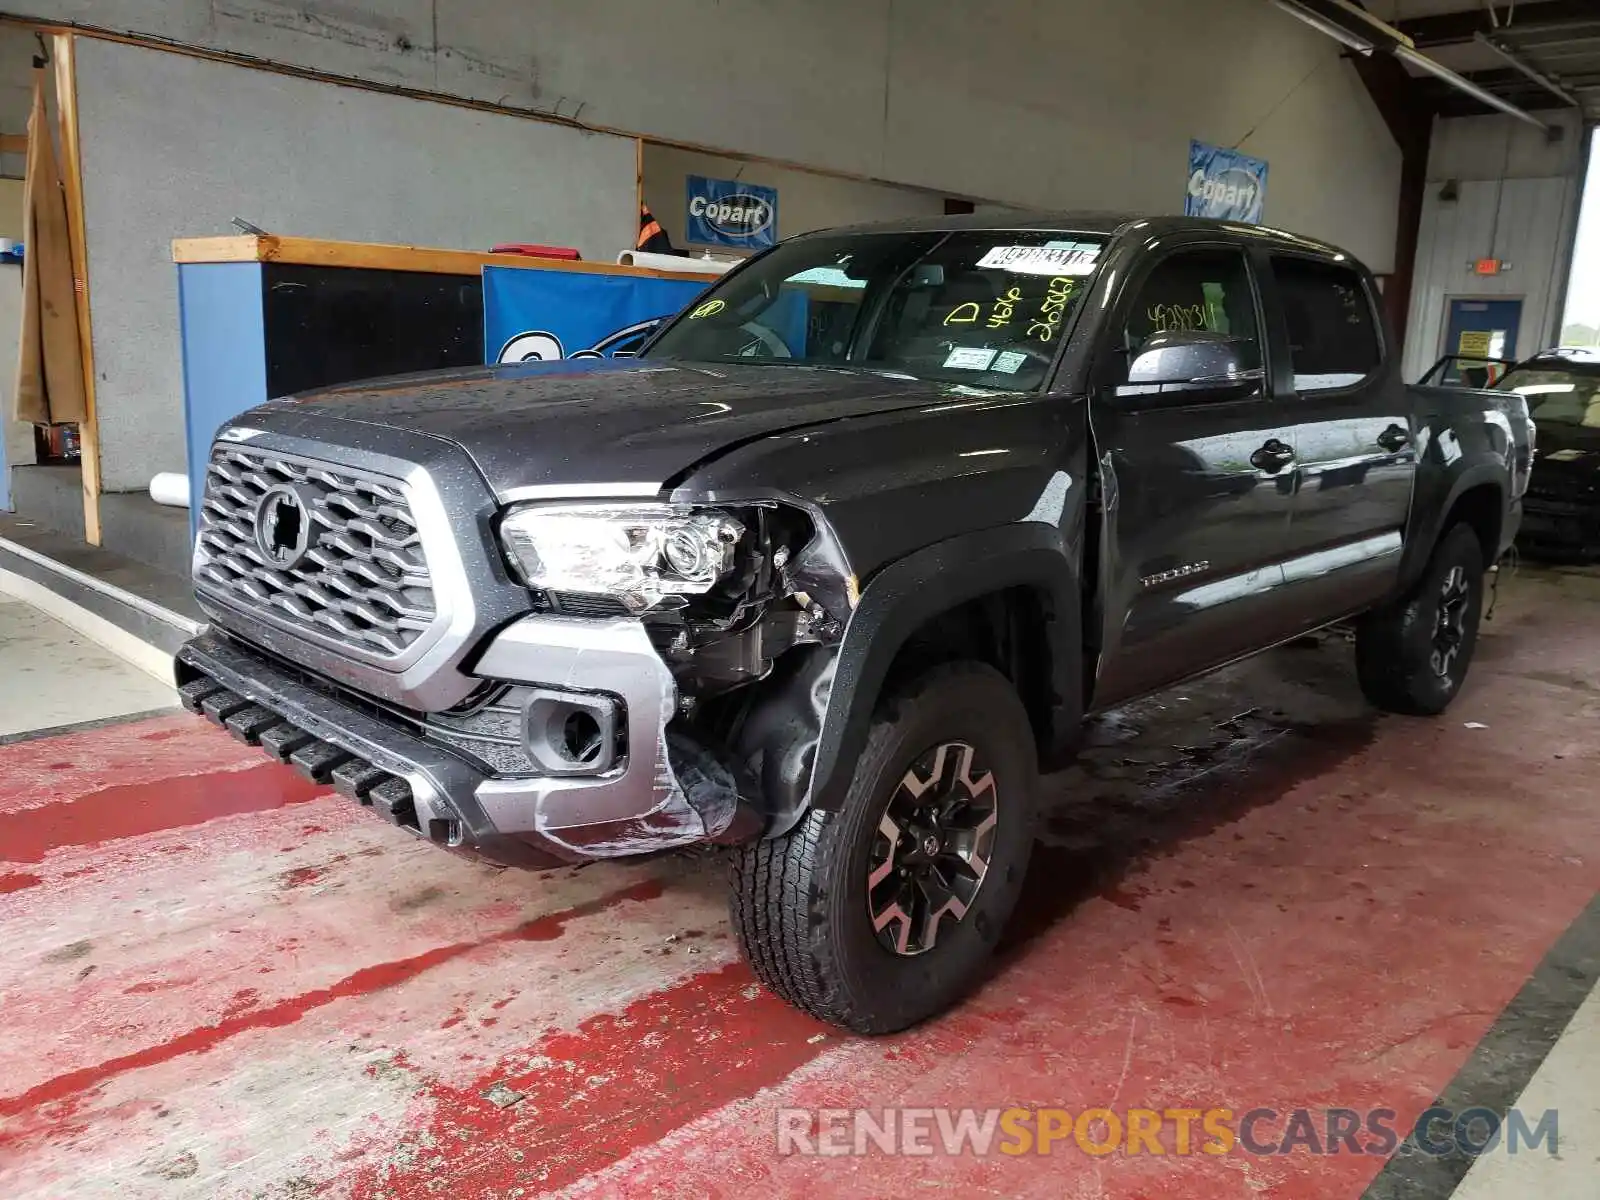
[196, 447, 439, 660]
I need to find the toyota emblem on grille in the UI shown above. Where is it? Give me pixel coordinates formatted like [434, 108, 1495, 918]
[254, 484, 315, 570]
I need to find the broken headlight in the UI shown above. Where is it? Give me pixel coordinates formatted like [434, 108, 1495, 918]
[498, 503, 744, 612]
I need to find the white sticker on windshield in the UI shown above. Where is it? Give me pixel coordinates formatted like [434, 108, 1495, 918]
[977, 242, 1101, 276]
[944, 346, 997, 371]
[991, 349, 1029, 374]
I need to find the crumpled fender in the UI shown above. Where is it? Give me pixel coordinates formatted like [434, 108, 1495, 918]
[802, 522, 1084, 814]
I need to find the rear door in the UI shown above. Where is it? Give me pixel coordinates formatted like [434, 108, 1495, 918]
[1261, 253, 1417, 626]
[1088, 241, 1304, 707]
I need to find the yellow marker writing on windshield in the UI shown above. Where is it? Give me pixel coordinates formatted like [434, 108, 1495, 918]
[690, 299, 727, 319]
[988, 287, 1023, 330]
[944, 302, 981, 326]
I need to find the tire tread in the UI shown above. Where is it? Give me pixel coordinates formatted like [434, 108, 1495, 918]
[1355, 522, 1484, 716]
[729, 663, 1025, 1032]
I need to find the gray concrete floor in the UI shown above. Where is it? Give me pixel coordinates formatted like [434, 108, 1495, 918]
[0, 587, 175, 736]
[1452, 985, 1600, 1199]
[0, 568, 1596, 1198]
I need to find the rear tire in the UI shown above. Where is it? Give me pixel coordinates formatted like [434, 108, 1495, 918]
[1355, 522, 1485, 716]
[729, 662, 1038, 1034]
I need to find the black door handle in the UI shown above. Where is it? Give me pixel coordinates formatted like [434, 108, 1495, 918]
[1376, 423, 1411, 453]
[1250, 438, 1295, 474]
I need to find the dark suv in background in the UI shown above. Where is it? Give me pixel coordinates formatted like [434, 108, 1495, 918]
[1496, 347, 1600, 559]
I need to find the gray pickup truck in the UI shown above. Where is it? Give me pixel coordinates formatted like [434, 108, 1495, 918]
[176, 214, 1531, 1033]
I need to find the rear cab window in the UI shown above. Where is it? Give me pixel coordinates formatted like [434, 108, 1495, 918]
[1495, 364, 1600, 429]
[1270, 256, 1382, 392]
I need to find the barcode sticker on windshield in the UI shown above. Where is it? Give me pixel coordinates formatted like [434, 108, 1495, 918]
[977, 242, 1101, 276]
[944, 346, 997, 371]
[991, 350, 1029, 374]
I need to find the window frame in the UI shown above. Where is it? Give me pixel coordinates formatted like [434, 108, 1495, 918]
[1261, 248, 1388, 401]
[1093, 237, 1271, 407]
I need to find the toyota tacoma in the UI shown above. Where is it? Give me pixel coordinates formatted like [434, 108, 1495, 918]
[176, 214, 1531, 1033]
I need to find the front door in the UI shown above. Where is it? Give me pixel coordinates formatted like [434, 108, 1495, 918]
[1089, 243, 1302, 707]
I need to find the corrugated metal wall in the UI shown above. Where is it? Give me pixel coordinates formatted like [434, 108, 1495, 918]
[1404, 176, 1582, 380]
[1402, 113, 1587, 382]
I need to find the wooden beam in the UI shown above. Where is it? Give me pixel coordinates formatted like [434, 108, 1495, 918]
[634, 135, 644, 231]
[0, 133, 27, 154]
[1348, 49, 1434, 347]
[170, 234, 726, 280]
[53, 32, 103, 546]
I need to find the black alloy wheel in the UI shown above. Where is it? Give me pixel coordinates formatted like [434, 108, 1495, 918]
[1430, 564, 1471, 680]
[866, 741, 999, 957]
[729, 662, 1039, 1034]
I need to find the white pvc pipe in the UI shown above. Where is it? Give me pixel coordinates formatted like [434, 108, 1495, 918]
[149, 472, 190, 508]
[615, 250, 735, 275]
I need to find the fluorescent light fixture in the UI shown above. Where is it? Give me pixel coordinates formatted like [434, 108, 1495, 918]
[1395, 45, 1550, 131]
[1271, 0, 1374, 55]
[1473, 32, 1580, 109]
[1272, 0, 1549, 131]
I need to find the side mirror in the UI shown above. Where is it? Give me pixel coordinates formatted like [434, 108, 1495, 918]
[1118, 330, 1263, 399]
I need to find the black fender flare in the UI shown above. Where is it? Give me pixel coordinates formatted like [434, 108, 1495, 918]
[805, 523, 1083, 812]
[1399, 457, 1508, 591]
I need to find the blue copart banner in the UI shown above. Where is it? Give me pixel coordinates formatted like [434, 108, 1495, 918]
[1185, 141, 1268, 224]
[483, 267, 710, 364]
[685, 175, 779, 249]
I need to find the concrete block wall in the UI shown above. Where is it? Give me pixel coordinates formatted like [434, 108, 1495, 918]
[45, 0, 1402, 261]
[71, 37, 641, 492]
[29, 0, 1406, 497]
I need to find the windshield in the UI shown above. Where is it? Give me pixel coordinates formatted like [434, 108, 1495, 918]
[643, 229, 1107, 389]
[1495, 366, 1600, 428]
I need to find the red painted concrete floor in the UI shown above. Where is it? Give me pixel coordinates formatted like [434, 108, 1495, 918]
[2, 566, 1599, 1199]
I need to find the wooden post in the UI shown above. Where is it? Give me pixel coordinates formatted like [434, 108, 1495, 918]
[635, 136, 645, 229]
[52, 31, 102, 545]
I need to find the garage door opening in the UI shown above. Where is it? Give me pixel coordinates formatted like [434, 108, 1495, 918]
[1561, 126, 1600, 348]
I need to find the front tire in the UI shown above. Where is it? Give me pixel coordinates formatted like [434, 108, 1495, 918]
[729, 662, 1038, 1034]
[1355, 522, 1486, 716]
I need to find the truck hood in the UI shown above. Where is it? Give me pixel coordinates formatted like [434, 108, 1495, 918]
[267, 358, 950, 497]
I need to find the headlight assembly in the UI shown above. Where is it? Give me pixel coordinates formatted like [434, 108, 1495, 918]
[498, 503, 744, 612]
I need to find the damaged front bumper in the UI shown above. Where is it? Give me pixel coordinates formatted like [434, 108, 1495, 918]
[1518, 496, 1600, 560]
[174, 615, 758, 868]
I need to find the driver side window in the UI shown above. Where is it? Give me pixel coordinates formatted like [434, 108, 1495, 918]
[1121, 248, 1261, 381]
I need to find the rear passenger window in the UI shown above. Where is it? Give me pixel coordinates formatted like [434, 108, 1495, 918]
[1272, 257, 1381, 391]
[1120, 248, 1261, 378]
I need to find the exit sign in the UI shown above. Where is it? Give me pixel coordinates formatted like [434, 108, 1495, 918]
[1473, 258, 1505, 275]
